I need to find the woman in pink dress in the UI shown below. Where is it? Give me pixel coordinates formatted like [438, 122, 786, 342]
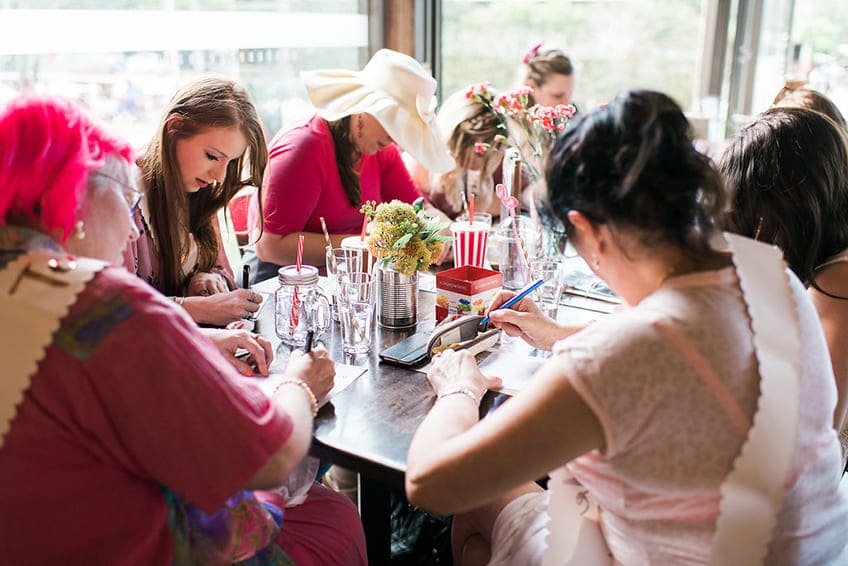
[405, 90, 848, 564]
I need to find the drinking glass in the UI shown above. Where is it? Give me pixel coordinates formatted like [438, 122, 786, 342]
[530, 257, 565, 320]
[326, 247, 366, 321]
[337, 272, 376, 355]
[455, 211, 493, 228]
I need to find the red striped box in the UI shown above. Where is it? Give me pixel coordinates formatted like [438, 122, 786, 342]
[435, 266, 502, 322]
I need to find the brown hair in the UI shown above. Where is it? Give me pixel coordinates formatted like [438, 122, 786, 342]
[772, 85, 847, 131]
[522, 49, 574, 104]
[327, 116, 362, 207]
[722, 106, 848, 297]
[138, 76, 267, 296]
[433, 90, 507, 216]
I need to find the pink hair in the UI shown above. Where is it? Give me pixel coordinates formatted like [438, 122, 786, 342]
[0, 94, 135, 242]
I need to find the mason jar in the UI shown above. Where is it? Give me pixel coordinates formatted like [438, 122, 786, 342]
[274, 265, 330, 347]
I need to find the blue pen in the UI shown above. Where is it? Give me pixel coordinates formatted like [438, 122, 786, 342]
[480, 278, 545, 327]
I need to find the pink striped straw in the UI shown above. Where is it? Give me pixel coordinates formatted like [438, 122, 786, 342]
[296, 234, 304, 273]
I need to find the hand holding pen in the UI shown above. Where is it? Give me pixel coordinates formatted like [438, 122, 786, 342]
[480, 278, 544, 327]
[482, 279, 566, 351]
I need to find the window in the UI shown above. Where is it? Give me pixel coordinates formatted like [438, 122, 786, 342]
[0, 1, 370, 146]
[440, 0, 705, 113]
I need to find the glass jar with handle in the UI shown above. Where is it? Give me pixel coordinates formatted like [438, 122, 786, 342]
[274, 265, 330, 347]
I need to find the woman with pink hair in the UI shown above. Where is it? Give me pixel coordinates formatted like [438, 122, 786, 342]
[0, 94, 366, 565]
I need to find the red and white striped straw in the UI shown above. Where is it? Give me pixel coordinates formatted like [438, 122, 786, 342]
[296, 234, 304, 273]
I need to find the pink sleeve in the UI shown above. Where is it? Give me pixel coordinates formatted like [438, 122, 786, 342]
[262, 125, 328, 236]
[122, 209, 160, 290]
[379, 145, 424, 203]
[77, 271, 292, 513]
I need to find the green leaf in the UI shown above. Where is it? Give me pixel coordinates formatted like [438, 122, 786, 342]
[392, 233, 413, 249]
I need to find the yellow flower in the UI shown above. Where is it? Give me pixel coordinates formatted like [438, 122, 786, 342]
[365, 200, 450, 276]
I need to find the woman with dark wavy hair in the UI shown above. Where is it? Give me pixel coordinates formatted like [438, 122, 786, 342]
[722, 105, 848, 473]
[405, 90, 848, 564]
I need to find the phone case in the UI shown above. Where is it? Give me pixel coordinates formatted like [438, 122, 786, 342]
[379, 332, 431, 367]
[379, 315, 500, 368]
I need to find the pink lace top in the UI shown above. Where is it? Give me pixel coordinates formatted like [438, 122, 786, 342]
[552, 267, 848, 564]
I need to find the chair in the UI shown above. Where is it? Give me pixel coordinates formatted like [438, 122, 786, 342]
[228, 187, 256, 247]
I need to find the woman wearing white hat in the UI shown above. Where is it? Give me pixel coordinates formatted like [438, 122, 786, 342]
[245, 49, 455, 283]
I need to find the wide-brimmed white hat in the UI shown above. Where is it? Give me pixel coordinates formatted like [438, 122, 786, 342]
[300, 49, 455, 173]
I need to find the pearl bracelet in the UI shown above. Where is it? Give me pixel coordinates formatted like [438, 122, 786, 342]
[274, 378, 319, 417]
[436, 385, 480, 405]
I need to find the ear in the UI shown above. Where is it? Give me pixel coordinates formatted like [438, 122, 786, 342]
[165, 115, 183, 135]
[527, 79, 540, 90]
[566, 210, 604, 254]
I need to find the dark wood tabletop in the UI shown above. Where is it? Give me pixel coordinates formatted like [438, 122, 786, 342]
[251, 274, 607, 562]
[253, 277, 442, 490]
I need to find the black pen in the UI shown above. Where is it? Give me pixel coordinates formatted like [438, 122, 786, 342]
[304, 330, 315, 353]
[242, 264, 250, 290]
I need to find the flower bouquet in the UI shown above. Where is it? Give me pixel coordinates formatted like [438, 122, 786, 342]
[362, 197, 452, 276]
[465, 82, 575, 181]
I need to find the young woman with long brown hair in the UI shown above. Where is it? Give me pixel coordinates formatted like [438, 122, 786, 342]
[125, 76, 266, 325]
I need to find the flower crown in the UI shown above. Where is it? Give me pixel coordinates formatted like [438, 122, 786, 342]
[523, 42, 544, 64]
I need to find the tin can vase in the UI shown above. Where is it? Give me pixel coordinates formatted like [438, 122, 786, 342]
[376, 263, 418, 329]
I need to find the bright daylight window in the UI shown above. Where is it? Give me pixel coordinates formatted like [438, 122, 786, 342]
[441, 0, 848, 142]
[0, 1, 369, 147]
[441, 0, 705, 114]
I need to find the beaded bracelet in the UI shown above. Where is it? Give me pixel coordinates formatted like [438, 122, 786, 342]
[172, 296, 185, 306]
[274, 378, 319, 417]
[436, 385, 479, 405]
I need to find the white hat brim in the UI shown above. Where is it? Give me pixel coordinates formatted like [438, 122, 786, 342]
[302, 68, 455, 174]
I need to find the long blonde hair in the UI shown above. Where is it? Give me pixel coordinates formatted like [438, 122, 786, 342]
[430, 89, 507, 217]
[138, 76, 267, 295]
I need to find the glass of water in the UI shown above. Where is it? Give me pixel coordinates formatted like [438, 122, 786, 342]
[337, 272, 376, 355]
[530, 257, 565, 321]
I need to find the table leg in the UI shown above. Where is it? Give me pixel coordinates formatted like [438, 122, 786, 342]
[359, 474, 391, 564]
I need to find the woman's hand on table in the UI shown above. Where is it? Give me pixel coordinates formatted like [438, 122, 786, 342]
[285, 348, 335, 401]
[182, 289, 263, 326]
[428, 349, 502, 401]
[487, 290, 563, 351]
[202, 328, 273, 376]
[187, 271, 229, 296]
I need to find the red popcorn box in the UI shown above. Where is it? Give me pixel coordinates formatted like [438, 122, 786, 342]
[435, 266, 502, 322]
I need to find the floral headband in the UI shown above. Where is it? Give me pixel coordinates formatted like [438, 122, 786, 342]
[523, 42, 543, 64]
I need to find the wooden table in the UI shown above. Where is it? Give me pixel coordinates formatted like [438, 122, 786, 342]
[252, 276, 608, 563]
[253, 277, 444, 564]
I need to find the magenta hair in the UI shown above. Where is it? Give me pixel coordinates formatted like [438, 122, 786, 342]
[0, 94, 135, 242]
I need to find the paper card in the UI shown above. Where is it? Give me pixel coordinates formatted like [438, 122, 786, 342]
[245, 291, 270, 321]
[412, 334, 547, 395]
[251, 363, 368, 408]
